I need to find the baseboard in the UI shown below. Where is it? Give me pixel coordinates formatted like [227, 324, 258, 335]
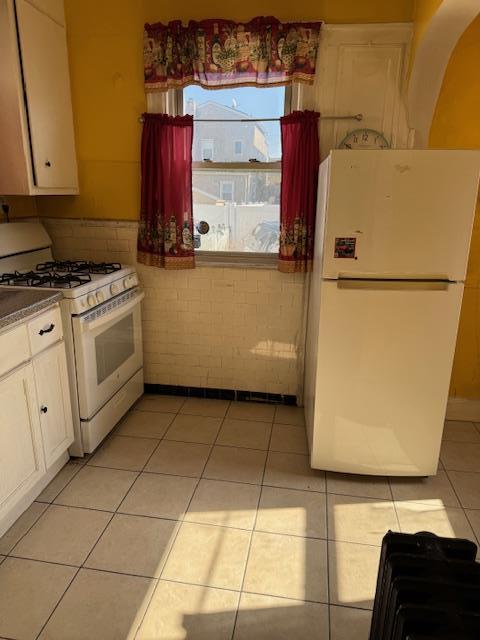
[144, 383, 297, 405]
[446, 397, 480, 422]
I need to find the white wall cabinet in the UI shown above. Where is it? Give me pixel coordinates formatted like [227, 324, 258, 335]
[33, 341, 74, 468]
[0, 0, 78, 195]
[0, 303, 74, 537]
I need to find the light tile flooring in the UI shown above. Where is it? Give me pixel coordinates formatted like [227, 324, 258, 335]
[0, 398, 479, 640]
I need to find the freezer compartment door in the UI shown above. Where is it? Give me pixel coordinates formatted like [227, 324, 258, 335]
[322, 150, 480, 281]
[310, 279, 464, 476]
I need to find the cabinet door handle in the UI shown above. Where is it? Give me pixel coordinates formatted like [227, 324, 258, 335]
[45, 160, 51, 167]
[40, 406, 48, 414]
[39, 323, 55, 336]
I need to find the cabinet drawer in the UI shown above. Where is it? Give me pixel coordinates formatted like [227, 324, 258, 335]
[0, 323, 30, 378]
[28, 305, 63, 355]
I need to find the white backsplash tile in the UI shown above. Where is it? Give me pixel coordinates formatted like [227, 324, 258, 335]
[42, 217, 305, 396]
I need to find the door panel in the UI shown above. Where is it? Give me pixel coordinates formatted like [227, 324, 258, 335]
[322, 150, 480, 281]
[0, 364, 45, 511]
[311, 280, 464, 475]
[33, 342, 74, 467]
[16, 0, 78, 188]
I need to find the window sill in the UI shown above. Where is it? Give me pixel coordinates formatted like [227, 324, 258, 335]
[195, 251, 277, 269]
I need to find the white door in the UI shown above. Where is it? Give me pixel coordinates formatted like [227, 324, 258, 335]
[33, 342, 74, 468]
[310, 279, 464, 476]
[321, 150, 480, 281]
[15, 0, 78, 189]
[0, 363, 45, 516]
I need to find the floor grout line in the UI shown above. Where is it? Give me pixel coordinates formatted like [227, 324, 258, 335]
[443, 467, 480, 547]
[3, 400, 479, 640]
[33, 565, 82, 640]
[35, 461, 84, 505]
[387, 476, 403, 534]
[325, 470, 332, 640]
[230, 416, 275, 640]
[32, 400, 183, 640]
[2, 503, 51, 557]
[132, 410, 228, 638]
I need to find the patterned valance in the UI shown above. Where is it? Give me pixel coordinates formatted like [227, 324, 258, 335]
[144, 16, 322, 92]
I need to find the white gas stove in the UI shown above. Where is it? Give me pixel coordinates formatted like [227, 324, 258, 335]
[0, 222, 144, 456]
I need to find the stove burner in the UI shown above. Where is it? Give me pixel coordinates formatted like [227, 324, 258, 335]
[47, 272, 92, 288]
[36, 260, 122, 275]
[0, 270, 91, 288]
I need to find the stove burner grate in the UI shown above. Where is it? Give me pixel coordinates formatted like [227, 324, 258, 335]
[0, 270, 92, 288]
[36, 260, 122, 275]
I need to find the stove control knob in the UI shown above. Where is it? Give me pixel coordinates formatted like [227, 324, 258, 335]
[123, 276, 133, 289]
[96, 291, 105, 303]
[110, 283, 119, 295]
[87, 294, 96, 307]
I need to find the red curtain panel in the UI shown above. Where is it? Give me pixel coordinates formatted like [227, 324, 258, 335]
[278, 110, 320, 273]
[137, 113, 195, 269]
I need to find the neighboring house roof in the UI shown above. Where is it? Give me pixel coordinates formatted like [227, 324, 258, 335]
[194, 100, 251, 118]
[188, 100, 268, 136]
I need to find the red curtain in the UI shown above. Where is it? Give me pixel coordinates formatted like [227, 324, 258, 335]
[278, 110, 320, 273]
[137, 113, 195, 269]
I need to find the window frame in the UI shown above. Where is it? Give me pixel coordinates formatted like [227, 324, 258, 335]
[178, 85, 292, 265]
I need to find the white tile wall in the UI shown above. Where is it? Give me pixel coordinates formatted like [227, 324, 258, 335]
[42, 218, 307, 397]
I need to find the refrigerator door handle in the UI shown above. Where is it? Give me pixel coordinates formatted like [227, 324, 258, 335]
[337, 279, 451, 291]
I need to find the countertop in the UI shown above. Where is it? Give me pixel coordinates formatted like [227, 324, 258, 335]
[0, 289, 63, 331]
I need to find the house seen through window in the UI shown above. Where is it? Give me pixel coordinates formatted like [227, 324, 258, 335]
[182, 85, 287, 254]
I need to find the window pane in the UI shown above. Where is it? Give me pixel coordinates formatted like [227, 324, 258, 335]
[193, 169, 280, 253]
[184, 85, 284, 161]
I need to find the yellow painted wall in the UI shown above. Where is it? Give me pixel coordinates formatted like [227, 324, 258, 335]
[4, 196, 38, 219]
[429, 14, 480, 397]
[36, 0, 414, 220]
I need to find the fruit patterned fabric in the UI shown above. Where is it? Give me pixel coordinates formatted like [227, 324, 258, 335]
[144, 16, 321, 91]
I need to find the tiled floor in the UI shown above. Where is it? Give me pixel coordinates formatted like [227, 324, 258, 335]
[0, 396, 479, 640]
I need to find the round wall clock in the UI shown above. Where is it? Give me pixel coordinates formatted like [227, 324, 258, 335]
[338, 128, 390, 150]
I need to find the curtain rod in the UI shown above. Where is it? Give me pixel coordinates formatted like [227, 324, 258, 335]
[137, 113, 363, 123]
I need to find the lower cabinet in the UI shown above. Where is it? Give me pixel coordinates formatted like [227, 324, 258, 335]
[0, 363, 45, 517]
[33, 341, 74, 468]
[0, 330, 74, 536]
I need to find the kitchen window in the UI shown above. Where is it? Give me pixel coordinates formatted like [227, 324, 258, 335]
[179, 84, 291, 262]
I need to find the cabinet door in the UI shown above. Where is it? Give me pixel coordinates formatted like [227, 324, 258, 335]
[33, 341, 74, 468]
[0, 364, 45, 514]
[15, 0, 78, 189]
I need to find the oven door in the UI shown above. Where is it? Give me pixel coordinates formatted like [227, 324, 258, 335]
[72, 289, 144, 420]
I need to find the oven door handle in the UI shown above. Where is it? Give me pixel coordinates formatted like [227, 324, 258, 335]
[80, 291, 145, 332]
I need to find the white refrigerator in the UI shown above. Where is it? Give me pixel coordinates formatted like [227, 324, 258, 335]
[304, 150, 480, 476]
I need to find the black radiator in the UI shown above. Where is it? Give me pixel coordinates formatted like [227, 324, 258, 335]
[369, 531, 479, 640]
